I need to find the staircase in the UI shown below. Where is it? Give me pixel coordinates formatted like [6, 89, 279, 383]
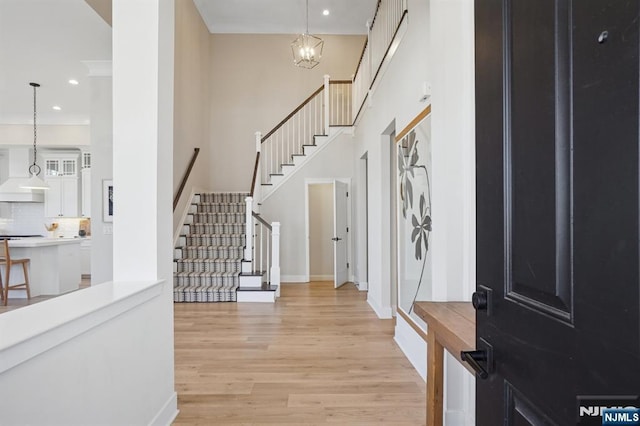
[173, 192, 278, 302]
[259, 128, 350, 200]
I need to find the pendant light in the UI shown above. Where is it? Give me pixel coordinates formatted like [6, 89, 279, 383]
[21, 82, 49, 190]
[291, 0, 324, 69]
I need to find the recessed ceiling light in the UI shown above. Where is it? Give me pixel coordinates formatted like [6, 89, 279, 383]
[322, 9, 330, 16]
[52, 105, 62, 111]
[68, 79, 79, 85]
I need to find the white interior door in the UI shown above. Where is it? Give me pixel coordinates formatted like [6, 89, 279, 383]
[333, 180, 348, 288]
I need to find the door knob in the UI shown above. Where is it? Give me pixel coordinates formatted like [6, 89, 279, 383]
[472, 291, 487, 310]
[472, 285, 492, 314]
[461, 350, 489, 379]
[332, 237, 342, 241]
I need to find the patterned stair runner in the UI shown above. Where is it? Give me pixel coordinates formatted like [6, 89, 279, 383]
[173, 193, 247, 302]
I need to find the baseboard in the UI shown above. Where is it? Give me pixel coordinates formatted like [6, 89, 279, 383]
[366, 295, 393, 319]
[310, 274, 332, 281]
[173, 187, 197, 247]
[281, 275, 308, 283]
[445, 410, 472, 426]
[394, 314, 427, 380]
[148, 391, 178, 426]
[356, 281, 368, 291]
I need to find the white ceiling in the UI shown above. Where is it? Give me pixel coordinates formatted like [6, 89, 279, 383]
[0, 0, 376, 127]
[193, 0, 377, 35]
[0, 0, 112, 126]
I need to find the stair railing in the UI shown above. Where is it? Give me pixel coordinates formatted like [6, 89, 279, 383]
[250, 132, 262, 212]
[352, 0, 408, 123]
[244, 196, 280, 290]
[256, 75, 353, 186]
[260, 82, 325, 185]
[173, 147, 200, 211]
[329, 80, 353, 126]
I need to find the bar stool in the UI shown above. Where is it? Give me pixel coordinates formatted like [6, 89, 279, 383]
[0, 239, 31, 306]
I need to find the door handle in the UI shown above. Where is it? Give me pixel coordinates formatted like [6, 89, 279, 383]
[472, 285, 493, 315]
[332, 237, 342, 241]
[461, 350, 489, 379]
[472, 291, 487, 310]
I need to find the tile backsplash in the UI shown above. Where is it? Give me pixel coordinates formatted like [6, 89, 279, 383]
[0, 203, 87, 237]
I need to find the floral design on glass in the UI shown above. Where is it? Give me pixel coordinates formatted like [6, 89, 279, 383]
[398, 130, 420, 219]
[398, 128, 432, 313]
[411, 194, 432, 260]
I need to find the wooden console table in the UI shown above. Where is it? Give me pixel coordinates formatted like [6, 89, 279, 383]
[412, 302, 475, 426]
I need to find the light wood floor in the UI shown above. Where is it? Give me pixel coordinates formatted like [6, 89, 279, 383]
[174, 281, 426, 425]
[0, 277, 90, 314]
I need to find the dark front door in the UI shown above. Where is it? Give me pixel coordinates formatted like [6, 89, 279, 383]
[475, 0, 640, 424]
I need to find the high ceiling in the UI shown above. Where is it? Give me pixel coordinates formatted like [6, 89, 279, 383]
[0, 0, 376, 127]
[193, 0, 377, 35]
[0, 0, 112, 126]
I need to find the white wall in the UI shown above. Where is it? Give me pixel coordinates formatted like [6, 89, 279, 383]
[309, 183, 334, 279]
[351, 0, 476, 422]
[0, 281, 174, 425]
[429, 0, 476, 421]
[260, 133, 354, 282]
[88, 72, 113, 284]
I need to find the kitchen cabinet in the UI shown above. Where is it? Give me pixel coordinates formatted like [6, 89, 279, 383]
[44, 177, 80, 217]
[42, 152, 80, 218]
[80, 238, 91, 276]
[81, 166, 91, 217]
[6, 238, 81, 296]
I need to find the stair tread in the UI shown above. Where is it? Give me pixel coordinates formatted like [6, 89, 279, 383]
[239, 271, 267, 276]
[237, 284, 278, 291]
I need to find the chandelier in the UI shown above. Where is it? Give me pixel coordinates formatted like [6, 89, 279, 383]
[291, 0, 324, 69]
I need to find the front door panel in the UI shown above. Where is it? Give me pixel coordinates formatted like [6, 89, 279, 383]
[475, 0, 640, 424]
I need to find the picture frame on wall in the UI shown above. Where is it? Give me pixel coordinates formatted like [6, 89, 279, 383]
[103, 179, 113, 222]
[396, 106, 432, 324]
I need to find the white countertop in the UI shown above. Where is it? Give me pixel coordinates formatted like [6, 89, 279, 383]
[8, 237, 84, 248]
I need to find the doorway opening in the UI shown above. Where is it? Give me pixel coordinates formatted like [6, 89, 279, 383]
[308, 183, 334, 281]
[304, 178, 351, 287]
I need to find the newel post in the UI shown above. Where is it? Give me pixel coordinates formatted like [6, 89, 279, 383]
[254, 131, 262, 210]
[244, 197, 253, 261]
[270, 222, 281, 297]
[323, 74, 330, 135]
[255, 131, 261, 153]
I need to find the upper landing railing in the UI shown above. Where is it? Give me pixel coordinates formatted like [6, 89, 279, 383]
[352, 0, 408, 123]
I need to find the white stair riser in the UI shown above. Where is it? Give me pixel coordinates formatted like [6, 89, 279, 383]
[241, 260, 252, 273]
[269, 175, 284, 185]
[239, 275, 263, 287]
[302, 145, 318, 156]
[237, 291, 276, 303]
